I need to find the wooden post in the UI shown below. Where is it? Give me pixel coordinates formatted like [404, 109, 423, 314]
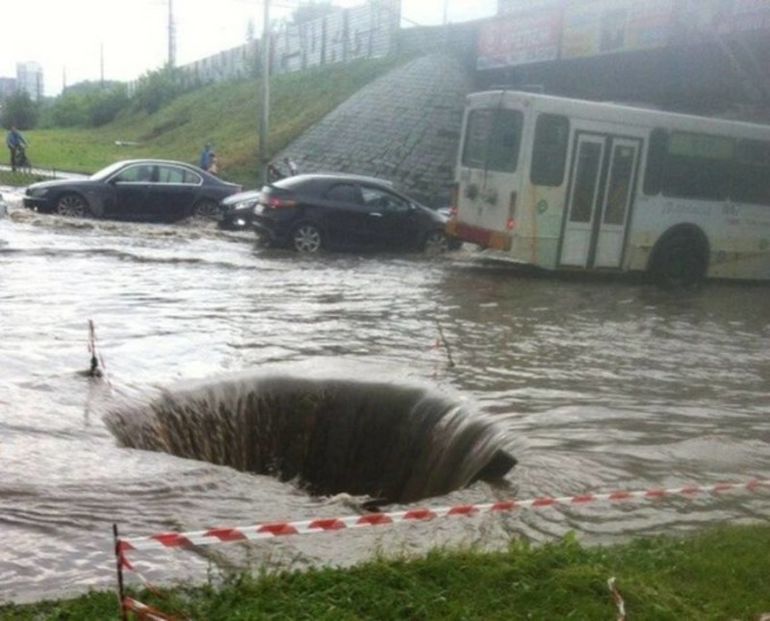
[113, 524, 128, 621]
[436, 320, 456, 368]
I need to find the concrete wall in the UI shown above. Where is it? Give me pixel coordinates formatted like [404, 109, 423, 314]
[272, 0, 401, 73]
[182, 41, 259, 87]
[274, 53, 475, 207]
[173, 0, 400, 88]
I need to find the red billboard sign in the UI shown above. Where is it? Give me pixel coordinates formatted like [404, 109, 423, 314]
[478, 8, 563, 69]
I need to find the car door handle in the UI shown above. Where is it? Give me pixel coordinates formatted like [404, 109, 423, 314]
[370, 212, 383, 218]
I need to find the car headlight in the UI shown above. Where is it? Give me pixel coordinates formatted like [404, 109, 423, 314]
[26, 187, 49, 198]
[235, 199, 259, 210]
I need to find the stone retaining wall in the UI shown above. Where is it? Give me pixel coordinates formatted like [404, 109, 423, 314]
[275, 53, 474, 207]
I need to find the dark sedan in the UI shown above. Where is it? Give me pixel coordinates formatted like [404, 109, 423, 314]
[218, 189, 262, 231]
[250, 174, 457, 254]
[23, 159, 241, 223]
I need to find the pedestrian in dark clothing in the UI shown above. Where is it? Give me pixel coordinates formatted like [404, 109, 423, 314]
[267, 163, 284, 183]
[199, 143, 214, 171]
[284, 157, 298, 176]
[7, 126, 27, 172]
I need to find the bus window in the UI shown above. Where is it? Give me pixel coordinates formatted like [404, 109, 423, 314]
[604, 144, 636, 225]
[643, 128, 667, 196]
[732, 139, 770, 206]
[531, 114, 569, 186]
[570, 141, 603, 223]
[462, 108, 523, 173]
[662, 132, 734, 201]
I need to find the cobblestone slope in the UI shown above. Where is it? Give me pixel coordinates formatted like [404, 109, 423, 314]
[275, 53, 475, 207]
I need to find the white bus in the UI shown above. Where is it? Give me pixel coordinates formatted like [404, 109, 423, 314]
[447, 91, 770, 284]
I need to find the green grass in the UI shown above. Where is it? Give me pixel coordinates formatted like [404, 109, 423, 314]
[13, 55, 411, 188]
[0, 170, 48, 186]
[3, 525, 769, 620]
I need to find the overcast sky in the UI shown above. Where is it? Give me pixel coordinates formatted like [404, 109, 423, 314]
[2, 0, 496, 96]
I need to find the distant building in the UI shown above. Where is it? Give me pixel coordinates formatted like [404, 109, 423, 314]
[16, 62, 44, 100]
[0, 77, 16, 99]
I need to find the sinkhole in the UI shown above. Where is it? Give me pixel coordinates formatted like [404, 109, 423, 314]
[103, 373, 516, 505]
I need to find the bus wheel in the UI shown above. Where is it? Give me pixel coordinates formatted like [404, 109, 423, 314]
[650, 232, 708, 289]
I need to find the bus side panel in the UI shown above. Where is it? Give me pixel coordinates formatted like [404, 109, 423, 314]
[631, 196, 770, 281]
[515, 181, 570, 270]
[505, 105, 575, 270]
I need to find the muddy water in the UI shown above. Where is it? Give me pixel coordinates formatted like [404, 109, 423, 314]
[1, 202, 769, 603]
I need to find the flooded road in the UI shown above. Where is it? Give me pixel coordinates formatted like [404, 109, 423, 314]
[1, 200, 769, 603]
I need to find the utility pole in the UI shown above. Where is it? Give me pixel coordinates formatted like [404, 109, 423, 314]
[168, 0, 177, 67]
[100, 43, 105, 88]
[259, 0, 271, 183]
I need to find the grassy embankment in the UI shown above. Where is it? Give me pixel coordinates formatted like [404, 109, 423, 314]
[2, 525, 769, 620]
[0, 55, 410, 190]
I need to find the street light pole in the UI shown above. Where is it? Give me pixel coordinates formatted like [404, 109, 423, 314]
[168, 0, 176, 67]
[259, 0, 271, 184]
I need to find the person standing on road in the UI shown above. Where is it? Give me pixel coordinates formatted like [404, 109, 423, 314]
[6, 126, 27, 172]
[199, 143, 214, 172]
[284, 157, 298, 176]
[208, 152, 219, 175]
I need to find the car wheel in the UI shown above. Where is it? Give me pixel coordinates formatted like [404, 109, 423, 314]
[423, 230, 449, 255]
[55, 193, 90, 218]
[192, 199, 221, 219]
[292, 222, 323, 253]
[650, 231, 708, 289]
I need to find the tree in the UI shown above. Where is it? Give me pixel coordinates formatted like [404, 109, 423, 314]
[132, 66, 186, 114]
[39, 82, 129, 128]
[1, 91, 39, 129]
[88, 86, 130, 126]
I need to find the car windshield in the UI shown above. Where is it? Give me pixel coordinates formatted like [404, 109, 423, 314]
[90, 161, 134, 181]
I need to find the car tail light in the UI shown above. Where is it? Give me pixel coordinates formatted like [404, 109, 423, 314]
[263, 196, 297, 209]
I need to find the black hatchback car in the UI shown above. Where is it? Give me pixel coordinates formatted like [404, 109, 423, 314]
[249, 174, 456, 253]
[23, 159, 241, 223]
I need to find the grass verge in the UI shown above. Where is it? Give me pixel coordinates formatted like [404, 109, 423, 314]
[11, 55, 412, 190]
[2, 524, 769, 620]
[0, 171, 49, 187]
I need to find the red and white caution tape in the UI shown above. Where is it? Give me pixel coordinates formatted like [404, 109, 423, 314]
[607, 577, 626, 621]
[122, 597, 179, 620]
[118, 479, 769, 554]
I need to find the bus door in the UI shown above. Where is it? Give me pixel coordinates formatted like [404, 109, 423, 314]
[560, 133, 641, 269]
